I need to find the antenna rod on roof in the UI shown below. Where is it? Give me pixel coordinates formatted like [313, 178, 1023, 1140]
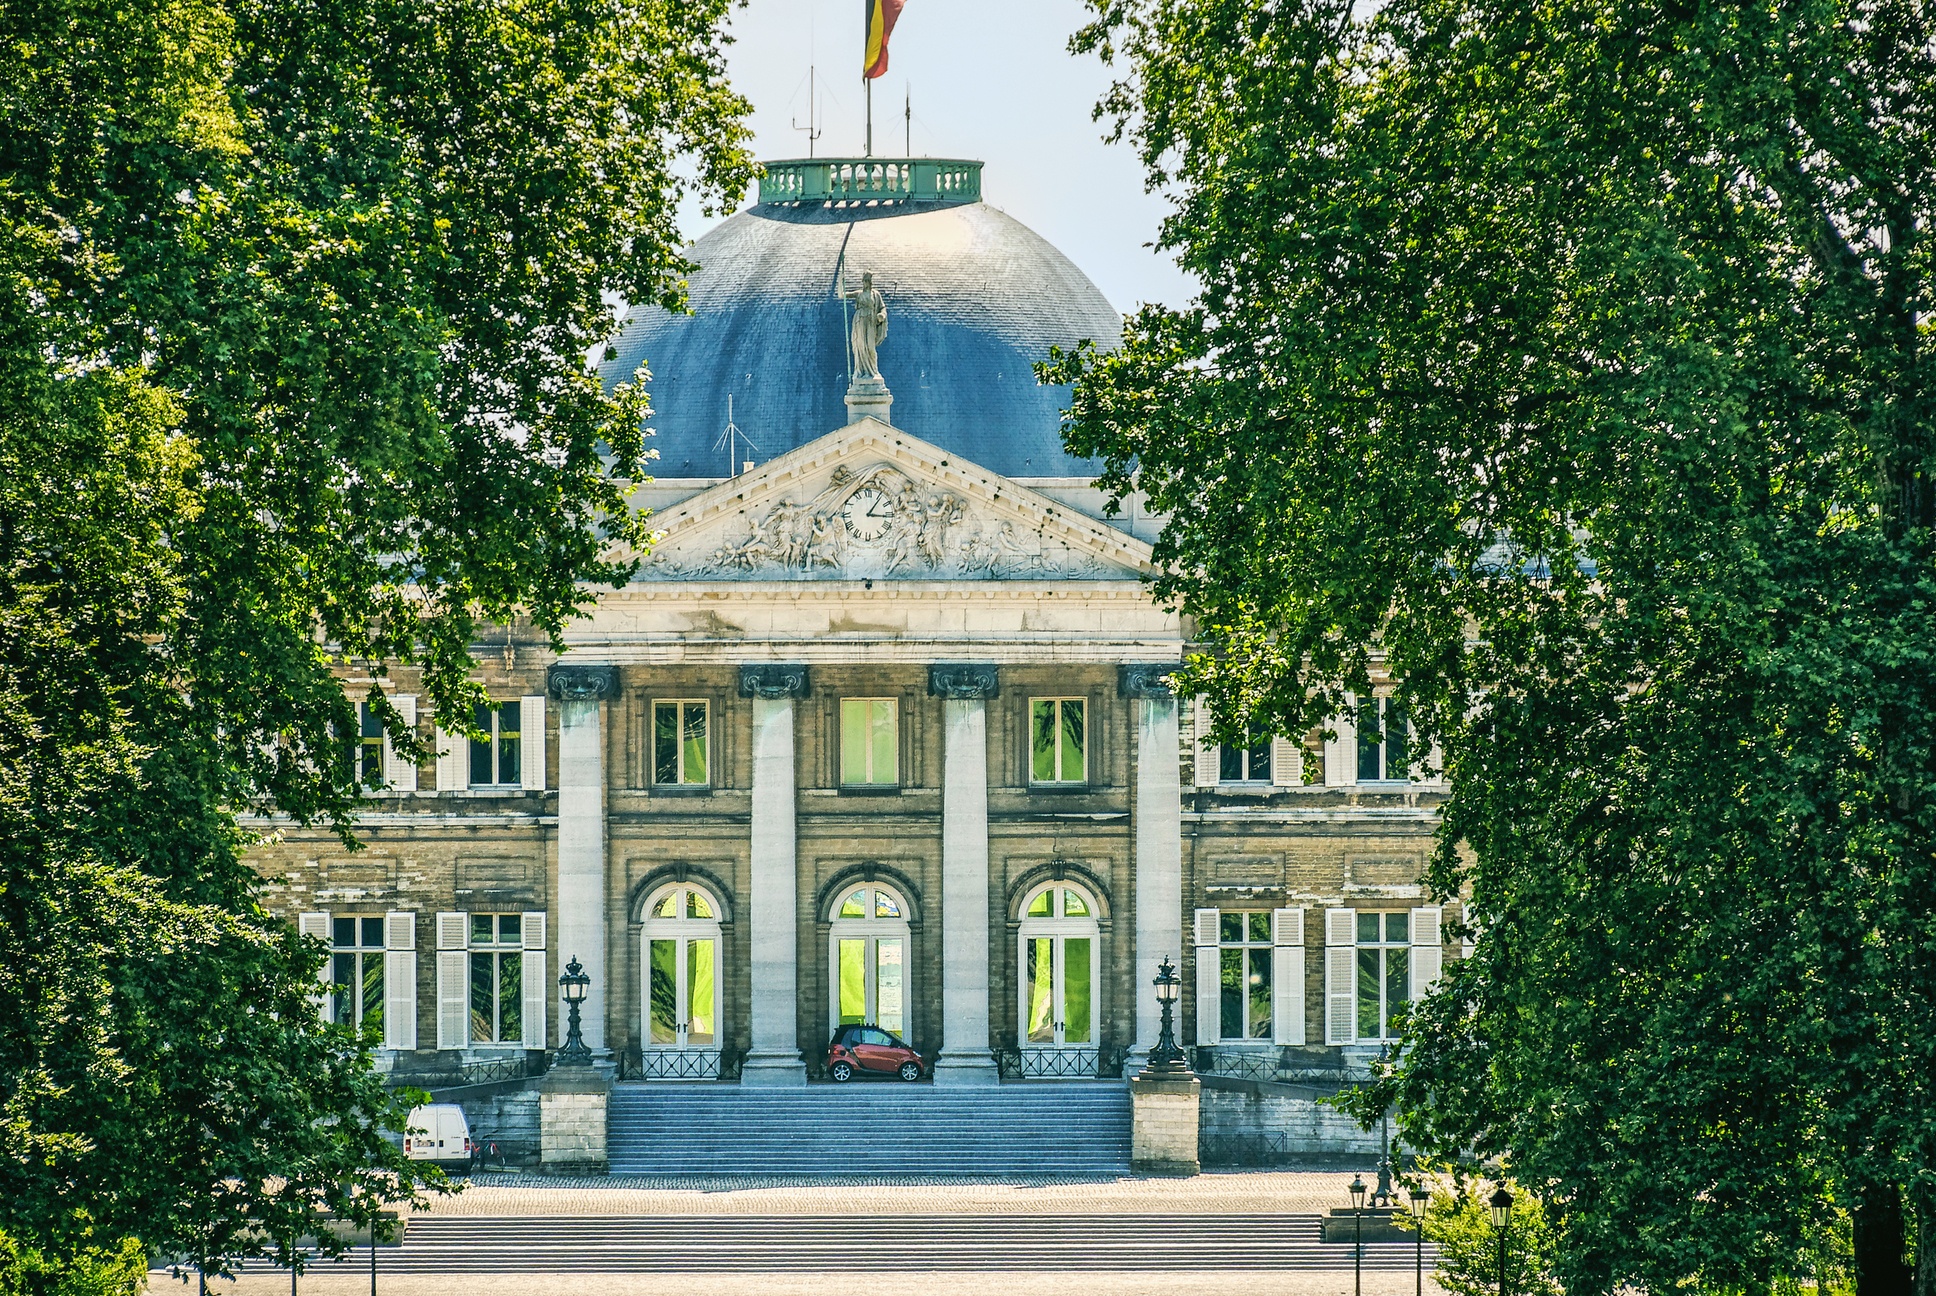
[792, 67, 822, 158]
[905, 85, 911, 156]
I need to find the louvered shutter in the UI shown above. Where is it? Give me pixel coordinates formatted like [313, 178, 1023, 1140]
[1411, 905, 1444, 999]
[520, 911, 548, 1049]
[382, 911, 417, 1050]
[1271, 736, 1303, 787]
[1324, 699, 1357, 787]
[436, 912, 469, 1050]
[1325, 907, 1357, 1045]
[519, 696, 546, 792]
[299, 911, 331, 1020]
[1193, 907, 1220, 1046]
[1271, 907, 1305, 1045]
[1178, 698, 1197, 788]
[434, 721, 466, 792]
[1193, 697, 1222, 787]
[1421, 739, 1447, 788]
[382, 696, 418, 792]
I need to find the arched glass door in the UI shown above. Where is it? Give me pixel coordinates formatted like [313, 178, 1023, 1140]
[828, 884, 912, 1040]
[1018, 883, 1101, 1076]
[640, 883, 723, 1080]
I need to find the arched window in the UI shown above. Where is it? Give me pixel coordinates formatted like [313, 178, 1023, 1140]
[828, 883, 912, 1039]
[640, 883, 723, 1064]
[1017, 882, 1101, 1053]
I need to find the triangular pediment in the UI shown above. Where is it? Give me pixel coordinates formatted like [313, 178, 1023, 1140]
[630, 418, 1153, 582]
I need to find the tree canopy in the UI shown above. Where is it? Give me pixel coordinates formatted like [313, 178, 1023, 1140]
[1050, 0, 1934, 1292]
[1, 0, 751, 1276]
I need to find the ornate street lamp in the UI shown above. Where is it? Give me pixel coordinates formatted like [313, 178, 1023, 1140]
[1490, 1184, 1515, 1296]
[555, 956, 593, 1067]
[1349, 1173, 1368, 1296]
[1145, 955, 1190, 1076]
[1408, 1187, 1432, 1296]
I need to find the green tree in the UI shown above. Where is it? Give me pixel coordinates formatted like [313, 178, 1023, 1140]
[1406, 1177, 1562, 1296]
[1, 0, 752, 1276]
[1049, 1, 1935, 1293]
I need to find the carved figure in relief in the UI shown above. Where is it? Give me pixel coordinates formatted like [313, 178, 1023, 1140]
[960, 520, 1034, 576]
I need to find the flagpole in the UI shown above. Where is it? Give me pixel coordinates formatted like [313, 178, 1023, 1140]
[865, 77, 873, 156]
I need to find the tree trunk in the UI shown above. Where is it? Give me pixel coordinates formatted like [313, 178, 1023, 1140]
[1854, 1183, 1914, 1296]
[1916, 1190, 1935, 1296]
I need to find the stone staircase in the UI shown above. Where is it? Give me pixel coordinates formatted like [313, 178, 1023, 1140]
[607, 1081, 1133, 1175]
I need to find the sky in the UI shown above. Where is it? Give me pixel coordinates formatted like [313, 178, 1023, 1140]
[681, 0, 1196, 314]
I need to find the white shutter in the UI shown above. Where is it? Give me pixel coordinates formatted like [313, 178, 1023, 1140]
[1178, 698, 1197, 788]
[1271, 736, 1302, 787]
[383, 952, 417, 1050]
[1272, 907, 1305, 1045]
[435, 723, 466, 792]
[1411, 905, 1443, 998]
[435, 911, 469, 1050]
[299, 911, 331, 1021]
[1193, 907, 1221, 1045]
[521, 949, 547, 1049]
[519, 695, 546, 792]
[383, 696, 418, 792]
[1193, 697, 1222, 787]
[1325, 907, 1357, 1045]
[1422, 739, 1447, 788]
[521, 911, 547, 950]
[1324, 699, 1357, 787]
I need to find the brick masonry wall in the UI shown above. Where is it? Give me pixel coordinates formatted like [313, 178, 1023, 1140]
[1199, 1087, 1384, 1156]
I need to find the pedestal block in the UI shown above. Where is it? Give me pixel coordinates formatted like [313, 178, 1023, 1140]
[539, 1068, 610, 1175]
[1129, 1073, 1201, 1176]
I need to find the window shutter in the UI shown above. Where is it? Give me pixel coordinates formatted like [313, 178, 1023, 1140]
[1193, 908, 1221, 1046]
[1271, 736, 1302, 787]
[383, 913, 416, 1051]
[1324, 700, 1357, 787]
[434, 723, 466, 792]
[435, 911, 468, 1050]
[1193, 697, 1222, 787]
[520, 695, 546, 792]
[1325, 907, 1357, 1045]
[299, 911, 331, 1020]
[1421, 739, 1447, 788]
[1272, 907, 1305, 1045]
[1411, 905, 1444, 999]
[1178, 698, 1197, 788]
[521, 911, 547, 951]
[383, 696, 419, 792]
[521, 949, 547, 1050]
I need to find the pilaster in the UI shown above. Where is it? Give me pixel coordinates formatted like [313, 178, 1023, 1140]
[1122, 662, 1186, 1072]
[741, 663, 810, 1085]
[548, 663, 617, 1053]
[930, 662, 1001, 1085]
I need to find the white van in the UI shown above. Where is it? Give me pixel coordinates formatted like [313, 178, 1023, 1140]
[403, 1104, 473, 1170]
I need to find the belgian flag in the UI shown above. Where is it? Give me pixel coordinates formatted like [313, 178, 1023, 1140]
[863, 0, 905, 79]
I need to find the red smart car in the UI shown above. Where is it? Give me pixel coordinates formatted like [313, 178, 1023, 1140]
[826, 1024, 927, 1082]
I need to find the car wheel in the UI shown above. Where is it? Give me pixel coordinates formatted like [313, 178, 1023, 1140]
[830, 1060, 855, 1082]
[898, 1060, 922, 1082]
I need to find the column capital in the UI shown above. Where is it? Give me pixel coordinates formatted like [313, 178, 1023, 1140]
[1118, 662, 1186, 698]
[928, 662, 999, 700]
[738, 663, 810, 699]
[547, 663, 619, 702]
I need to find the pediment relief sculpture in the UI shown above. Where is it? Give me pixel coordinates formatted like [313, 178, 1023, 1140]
[643, 461, 1132, 582]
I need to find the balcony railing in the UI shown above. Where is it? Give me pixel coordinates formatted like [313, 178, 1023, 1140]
[1192, 1045, 1358, 1089]
[758, 158, 982, 207]
[993, 1044, 1129, 1080]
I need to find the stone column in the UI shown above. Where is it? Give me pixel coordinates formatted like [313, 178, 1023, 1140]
[740, 663, 810, 1086]
[1122, 663, 1186, 1072]
[548, 663, 618, 1055]
[929, 663, 1001, 1086]
[539, 1067, 610, 1174]
[1129, 1070, 1201, 1175]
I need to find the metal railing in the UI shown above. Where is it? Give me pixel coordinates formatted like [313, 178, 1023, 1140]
[993, 1044, 1130, 1080]
[456, 1052, 546, 1086]
[618, 1046, 743, 1082]
[1199, 1129, 1302, 1168]
[758, 158, 983, 207]
[1192, 1045, 1357, 1089]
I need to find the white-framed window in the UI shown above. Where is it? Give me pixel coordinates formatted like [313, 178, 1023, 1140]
[840, 698, 898, 786]
[1324, 906, 1441, 1045]
[1019, 883, 1100, 1050]
[1355, 910, 1411, 1040]
[1219, 724, 1272, 783]
[1356, 696, 1410, 782]
[1030, 697, 1087, 784]
[353, 703, 385, 787]
[830, 884, 911, 1038]
[469, 702, 521, 787]
[1195, 907, 1305, 1047]
[652, 699, 709, 785]
[643, 884, 723, 1051]
[1217, 911, 1276, 1040]
[330, 916, 386, 1032]
[468, 914, 526, 1045]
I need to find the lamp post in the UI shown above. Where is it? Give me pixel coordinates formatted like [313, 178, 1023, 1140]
[1349, 1173, 1368, 1296]
[555, 956, 593, 1067]
[1490, 1185, 1515, 1296]
[1408, 1187, 1431, 1296]
[1145, 955, 1189, 1075]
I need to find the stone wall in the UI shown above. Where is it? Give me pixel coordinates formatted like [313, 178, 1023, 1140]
[1199, 1084, 1385, 1162]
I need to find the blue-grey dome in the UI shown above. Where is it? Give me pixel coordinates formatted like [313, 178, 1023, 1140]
[600, 177, 1120, 479]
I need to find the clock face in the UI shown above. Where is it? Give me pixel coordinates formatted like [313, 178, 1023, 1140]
[842, 487, 893, 541]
